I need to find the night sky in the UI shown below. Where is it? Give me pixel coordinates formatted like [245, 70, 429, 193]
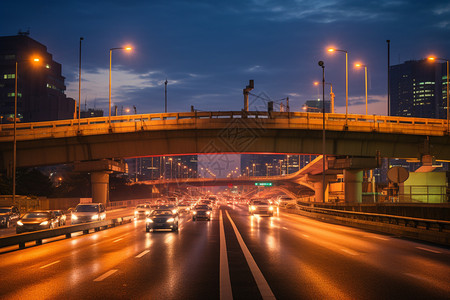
[1, 1, 450, 116]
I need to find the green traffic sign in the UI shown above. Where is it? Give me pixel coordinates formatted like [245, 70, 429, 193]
[255, 182, 273, 186]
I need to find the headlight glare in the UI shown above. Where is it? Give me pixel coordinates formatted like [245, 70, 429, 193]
[40, 221, 49, 226]
[17, 220, 23, 226]
[146, 218, 153, 223]
[71, 214, 78, 220]
[91, 214, 99, 220]
[166, 218, 175, 223]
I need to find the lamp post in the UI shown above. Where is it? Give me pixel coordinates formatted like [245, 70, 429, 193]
[109, 46, 132, 125]
[318, 60, 326, 203]
[78, 37, 83, 129]
[252, 163, 256, 176]
[355, 63, 368, 115]
[328, 48, 348, 123]
[13, 57, 40, 203]
[428, 57, 449, 133]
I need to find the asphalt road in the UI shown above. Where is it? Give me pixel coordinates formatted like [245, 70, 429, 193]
[0, 204, 449, 299]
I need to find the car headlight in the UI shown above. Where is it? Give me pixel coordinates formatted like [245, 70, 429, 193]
[146, 218, 153, 223]
[206, 211, 211, 215]
[269, 206, 274, 211]
[251, 206, 256, 210]
[193, 211, 197, 215]
[172, 209, 177, 214]
[40, 221, 49, 226]
[134, 210, 138, 215]
[17, 220, 23, 226]
[71, 214, 78, 220]
[91, 214, 99, 220]
[166, 218, 175, 223]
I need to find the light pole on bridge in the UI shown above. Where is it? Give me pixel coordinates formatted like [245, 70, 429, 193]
[109, 46, 132, 126]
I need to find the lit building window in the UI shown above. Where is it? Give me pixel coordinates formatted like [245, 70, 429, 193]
[3, 74, 15, 79]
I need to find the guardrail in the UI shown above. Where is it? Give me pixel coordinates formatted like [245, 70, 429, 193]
[0, 111, 448, 141]
[0, 216, 134, 250]
[287, 205, 450, 245]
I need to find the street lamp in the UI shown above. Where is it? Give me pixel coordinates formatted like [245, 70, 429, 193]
[318, 60, 326, 203]
[428, 56, 449, 133]
[109, 46, 132, 126]
[355, 63, 368, 115]
[13, 57, 41, 203]
[77, 37, 84, 129]
[328, 48, 348, 123]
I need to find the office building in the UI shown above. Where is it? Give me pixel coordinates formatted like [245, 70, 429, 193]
[0, 33, 74, 122]
[390, 59, 447, 119]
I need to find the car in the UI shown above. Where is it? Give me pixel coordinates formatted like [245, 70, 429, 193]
[157, 204, 178, 214]
[71, 203, 106, 224]
[134, 204, 152, 219]
[16, 210, 59, 234]
[249, 200, 274, 216]
[52, 210, 67, 226]
[146, 209, 179, 232]
[177, 202, 191, 213]
[192, 204, 212, 221]
[0, 205, 20, 228]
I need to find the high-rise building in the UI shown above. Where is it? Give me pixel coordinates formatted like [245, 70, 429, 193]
[0, 33, 75, 122]
[240, 154, 300, 176]
[302, 99, 331, 113]
[390, 59, 447, 119]
[388, 59, 449, 176]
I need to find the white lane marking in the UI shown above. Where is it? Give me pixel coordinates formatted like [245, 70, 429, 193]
[220, 210, 233, 300]
[40, 260, 61, 269]
[135, 250, 150, 258]
[416, 247, 441, 254]
[226, 210, 276, 300]
[94, 269, 118, 282]
[302, 234, 310, 238]
[340, 248, 359, 256]
[282, 227, 288, 230]
[404, 273, 435, 284]
[364, 235, 389, 241]
[113, 238, 124, 243]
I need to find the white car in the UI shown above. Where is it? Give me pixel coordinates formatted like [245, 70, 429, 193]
[248, 200, 274, 216]
[71, 203, 106, 224]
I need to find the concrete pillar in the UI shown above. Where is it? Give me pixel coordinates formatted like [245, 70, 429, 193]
[91, 171, 110, 205]
[344, 169, 363, 203]
[313, 181, 329, 202]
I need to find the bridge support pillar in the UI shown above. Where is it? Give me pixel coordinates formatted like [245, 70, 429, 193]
[344, 169, 363, 203]
[91, 171, 110, 205]
[74, 159, 127, 205]
[313, 180, 329, 202]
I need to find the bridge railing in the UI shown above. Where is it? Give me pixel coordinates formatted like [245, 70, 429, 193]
[0, 111, 448, 141]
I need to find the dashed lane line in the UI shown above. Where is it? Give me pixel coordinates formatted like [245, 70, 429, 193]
[40, 260, 61, 269]
[135, 250, 150, 258]
[94, 269, 118, 282]
[416, 247, 441, 254]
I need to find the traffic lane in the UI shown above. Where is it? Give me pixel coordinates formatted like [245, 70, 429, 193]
[0, 213, 184, 298]
[74, 210, 220, 299]
[225, 205, 450, 299]
[0, 217, 152, 299]
[278, 211, 450, 281]
[0, 210, 220, 299]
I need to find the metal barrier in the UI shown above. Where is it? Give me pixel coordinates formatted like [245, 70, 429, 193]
[0, 216, 133, 250]
[295, 205, 450, 232]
